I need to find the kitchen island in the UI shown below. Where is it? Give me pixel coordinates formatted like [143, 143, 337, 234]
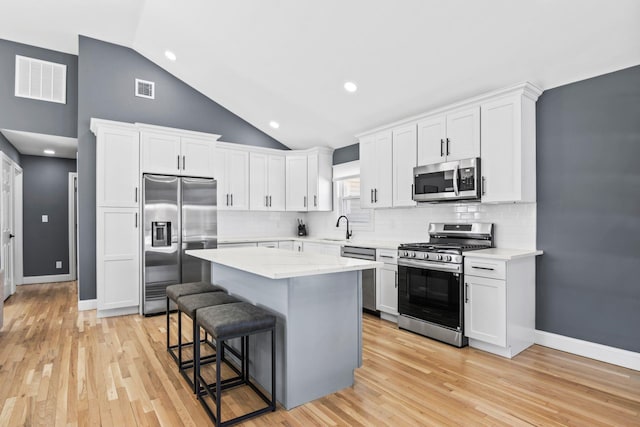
[186, 247, 382, 409]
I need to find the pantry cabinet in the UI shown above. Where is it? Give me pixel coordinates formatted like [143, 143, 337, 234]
[417, 106, 480, 166]
[216, 147, 249, 210]
[140, 129, 218, 178]
[250, 152, 286, 211]
[359, 131, 392, 208]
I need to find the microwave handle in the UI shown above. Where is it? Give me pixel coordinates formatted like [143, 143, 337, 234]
[453, 164, 459, 196]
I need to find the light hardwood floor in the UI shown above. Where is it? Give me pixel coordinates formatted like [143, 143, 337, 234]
[0, 281, 638, 426]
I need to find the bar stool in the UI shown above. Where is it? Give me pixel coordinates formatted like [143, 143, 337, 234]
[176, 292, 241, 392]
[195, 302, 276, 427]
[165, 282, 225, 367]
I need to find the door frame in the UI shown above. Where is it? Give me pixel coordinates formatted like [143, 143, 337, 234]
[13, 164, 23, 290]
[68, 172, 77, 281]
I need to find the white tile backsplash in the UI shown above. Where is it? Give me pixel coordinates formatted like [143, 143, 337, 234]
[305, 202, 537, 249]
[219, 211, 303, 239]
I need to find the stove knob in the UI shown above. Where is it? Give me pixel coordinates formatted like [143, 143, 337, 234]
[411, 252, 417, 258]
[437, 254, 443, 261]
[444, 255, 452, 262]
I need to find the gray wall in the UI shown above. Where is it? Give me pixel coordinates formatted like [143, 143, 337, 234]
[0, 133, 21, 165]
[22, 155, 77, 276]
[77, 36, 288, 300]
[0, 39, 78, 137]
[333, 143, 359, 165]
[536, 65, 640, 353]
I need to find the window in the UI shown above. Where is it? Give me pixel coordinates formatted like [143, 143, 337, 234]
[334, 161, 373, 230]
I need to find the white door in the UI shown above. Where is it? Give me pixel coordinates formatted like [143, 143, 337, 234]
[2, 156, 14, 300]
[358, 135, 376, 209]
[374, 131, 393, 208]
[285, 155, 308, 211]
[445, 106, 480, 161]
[464, 275, 507, 346]
[417, 115, 446, 166]
[140, 131, 181, 175]
[13, 166, 23, 289]
[181, 137, 215, 178]
[392, 124, 417, 207]
[268, 155, 286, 211]
[249, 152, 269, 211]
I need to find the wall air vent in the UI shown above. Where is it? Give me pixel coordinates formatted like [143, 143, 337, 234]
[15, 55, 67, 104]
[135, 79, 155, 99]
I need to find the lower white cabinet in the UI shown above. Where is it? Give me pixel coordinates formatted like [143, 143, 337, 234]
[96, 208, 140, 314]
[302, 242, 341, 256]
[218, 242, 257, 248]
[277, 241, 294, 250]
[293, 241, 303, 252]
[376, 249, 398, 317]
[257, 241, 279, 248]
[464, 256, 535, 358]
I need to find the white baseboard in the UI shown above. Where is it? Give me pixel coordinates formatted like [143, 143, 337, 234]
[78, 299, 97, 311]
[535, 330, 640, 371]
[22, 274, 73, 285]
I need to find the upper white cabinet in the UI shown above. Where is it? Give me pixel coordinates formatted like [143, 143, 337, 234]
[140, 129, 218, 178]
[286, 149, 333, 212]
[417, 106, 480, 166]
[95, 123, 140, 208]
[480, 86, 540, 203]
[360, 131, 393, 208]
[216, 147, 249, 210]
[391, 124, 417, 207]
[250, 152, 286, 211]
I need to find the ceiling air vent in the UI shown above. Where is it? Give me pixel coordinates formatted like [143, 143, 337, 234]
[135, 78, 155, 99]
[15, 55, 67, 104]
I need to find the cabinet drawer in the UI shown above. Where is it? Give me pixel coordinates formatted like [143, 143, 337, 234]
[376, 249, 398, 265]
[464, 257, 506, 280]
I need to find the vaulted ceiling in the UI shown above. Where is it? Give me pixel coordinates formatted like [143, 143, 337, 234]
[2, 0, 639, 149]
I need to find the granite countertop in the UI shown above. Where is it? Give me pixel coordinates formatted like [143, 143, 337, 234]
[466, 248, 543, 260]
[186, 247, 383, 279]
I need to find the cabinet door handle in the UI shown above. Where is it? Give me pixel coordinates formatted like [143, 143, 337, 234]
[226, 194, 229, 206]
[314, 195, 317, 207]
[446, 137, 450, 156]
[230, 193, 233, 206]
[135, 212, 138, 228]
[395, 271, 398, 288]
[266, 195, 269, 207]
[471, 266, 495, 271]
[411, 184, 414, 197]
[182, 155, 186, 170]
[465, 283, 469, 303]
[269, 195, 272, 207]
[135, 187, 138, 203]
[374, 188, 378, 203]
[177, 155, 181, 170]
[440, 138, 444, 157]
[370, 189, 374, 203]
[482, 176, 486, 195]
[303, 196, 307, 207]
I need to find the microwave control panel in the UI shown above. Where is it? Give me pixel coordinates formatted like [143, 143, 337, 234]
[459, 167, 476, 191]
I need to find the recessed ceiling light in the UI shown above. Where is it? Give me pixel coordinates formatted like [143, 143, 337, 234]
[344, 81, 358, 93]
[44, 149, 55, 155]
[165, 50, 177, 61]
[269, 121, 280, 129]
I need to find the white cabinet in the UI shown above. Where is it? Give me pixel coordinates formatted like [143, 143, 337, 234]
[218, 242, 257, 248]
[278, 241, 294, 250]
[359, 131, 393, 208]
[216, 148, 249, 210]
[302, 242, 341, 256]
[417, 106, 480, 166]
[376, 249, 398, 318]
[293, 241, 303, 252]
[286, 149, 333, 212]
[140, 130, 217, 178]
[480, 89, 539, 203]
[391, 124, 417, 207]
[96, 208, 140, 311]
[285, 155, 308, 211]
[92, 119, 141, 316]
[464, 256, 536, 358]
[250, 152, 285, 211]
[257, 241, 279, 248]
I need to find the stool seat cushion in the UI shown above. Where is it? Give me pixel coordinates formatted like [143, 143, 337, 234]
[177, 292, 241, 318]
[166, 282, 225, 301]
[198, 302, 276, 340]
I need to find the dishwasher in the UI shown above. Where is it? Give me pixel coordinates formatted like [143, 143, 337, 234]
[341, 246, 379, 315]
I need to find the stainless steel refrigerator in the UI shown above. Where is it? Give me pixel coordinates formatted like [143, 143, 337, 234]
[143, 174, 217, 315]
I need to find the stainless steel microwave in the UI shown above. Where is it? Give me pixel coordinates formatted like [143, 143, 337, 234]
[412, 158, 480, 202]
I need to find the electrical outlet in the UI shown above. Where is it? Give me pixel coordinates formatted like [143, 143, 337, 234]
[56, 261, 62, 269]
[42, 215, 49, 223]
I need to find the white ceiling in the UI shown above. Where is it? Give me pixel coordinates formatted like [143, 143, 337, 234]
[1, 129, 77, 159]
[2, 0, 639, 150]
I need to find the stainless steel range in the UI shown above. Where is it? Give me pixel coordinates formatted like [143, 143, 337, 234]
[397, 223, 493, 347]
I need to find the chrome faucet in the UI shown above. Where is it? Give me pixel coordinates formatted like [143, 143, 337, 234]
[336, 215, 352, 240]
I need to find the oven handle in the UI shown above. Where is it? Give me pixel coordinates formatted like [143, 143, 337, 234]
[397, 258, 463, 273]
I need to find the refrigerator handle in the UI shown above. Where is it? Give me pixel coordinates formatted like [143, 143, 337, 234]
[183, 155, 186, 170]
[177, 155, 180, 170]
[135, 212, 138, 228]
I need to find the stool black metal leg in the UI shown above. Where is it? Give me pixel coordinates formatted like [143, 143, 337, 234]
[166, 297, 170, 351]
[216, 338, 223, 426]
[192, 316, 199, 393]
[271, 328, 276, 411]
[178, 310, 183, 368]
[245, 336, 250, 383]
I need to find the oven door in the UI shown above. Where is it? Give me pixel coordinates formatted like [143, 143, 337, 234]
[413, 158, 480, 202]
[397, 259, 463, 331]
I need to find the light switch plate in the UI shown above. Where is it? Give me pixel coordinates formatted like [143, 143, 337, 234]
[42, 215, 48, 223]
[56, 261, 62, 269]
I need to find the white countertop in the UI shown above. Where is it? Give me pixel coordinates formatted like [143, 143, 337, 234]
[219, 236, 402, 250]
[466, 248, 543, 260]
[187, 247, 383, 279]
